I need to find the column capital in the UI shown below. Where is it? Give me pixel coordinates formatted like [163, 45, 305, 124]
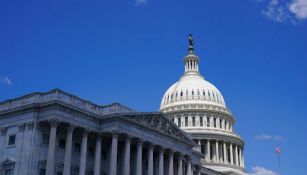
[147, 142, 154, 148]
[48, 118, 60, 127]
[109, 128, 122, 135]
[136, 138, 144, 145]
[158, 146, 164, 153]
[82, 128, 90, 137]
[66, 124, 76, 132]
[185, 156, 192, 162]
[168, 149, 174, 155]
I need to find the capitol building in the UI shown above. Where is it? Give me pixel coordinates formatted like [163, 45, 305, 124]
[0, 36, 246, 175]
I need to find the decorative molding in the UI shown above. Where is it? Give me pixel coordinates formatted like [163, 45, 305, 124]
[118, 113, 193, 145]
[0, 89, 133, 117]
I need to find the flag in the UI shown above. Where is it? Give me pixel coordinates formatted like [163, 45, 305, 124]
[275, 145, 280, 154]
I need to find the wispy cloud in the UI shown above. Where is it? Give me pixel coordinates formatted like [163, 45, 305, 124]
[0, 76, 12, 86]
[255, 134, 285, 141]
[261, 0, 291, 22]
[260, 0, 307, 23]
[135, 0, 147, 6]
[249, 166, 279, 175]
[289, 0, 307, 20]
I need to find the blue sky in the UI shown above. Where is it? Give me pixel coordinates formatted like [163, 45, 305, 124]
[1, 0, 307, 174]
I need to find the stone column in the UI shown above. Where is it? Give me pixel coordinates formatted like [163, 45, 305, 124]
[186, 159, 192, 175]
[94, 135, 102, 175]
[216, 117, 220, 129]
[123, 137, 131, 175]
[148, 143, 153, 175]
[110, 133, 118, 175]
[215, 141, 219, 163]
[136, 140, 143, 175]
[230, 144, 233, 165]
[210, 116, 213, 127]
[159, 148, 164, 175]
[242, 148, 245, 168]
[222, 119, 225, 130]
[239, 147, 242, 167]
[223, 142, 227, 164]
[168, 150, 174, 175]
[226, 121, 229, 131]
[46, 120, 59, 175]
[206, 140, 210, 162]
[177, 155, 183, 175]
[63, 125, 75, 175]
[79, 129, 89, 175]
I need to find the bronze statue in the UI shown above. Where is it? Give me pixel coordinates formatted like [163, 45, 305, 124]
[188, 33, 194, 47]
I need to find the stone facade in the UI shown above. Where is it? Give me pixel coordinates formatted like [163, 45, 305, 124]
[0, 89, 224, 175]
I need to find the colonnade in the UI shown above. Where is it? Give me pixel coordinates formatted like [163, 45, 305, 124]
[173, 115, 233, 132]
[196, 139, 244, 168]
[45, 121, 200, 175]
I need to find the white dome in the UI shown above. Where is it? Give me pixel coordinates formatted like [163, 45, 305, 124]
[160, 51, 227, 111]
[160, 73, 226, 109]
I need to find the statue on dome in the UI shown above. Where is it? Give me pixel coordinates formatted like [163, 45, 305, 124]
[188, 33, 194, 47]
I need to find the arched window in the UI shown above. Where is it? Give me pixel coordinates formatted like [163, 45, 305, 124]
[192, 90, 194, 96]
[180, 91, 183, 97]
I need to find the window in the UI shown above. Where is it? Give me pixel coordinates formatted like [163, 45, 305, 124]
[88, 146, 95, 157]
[220, 119, 222, 129]
[207, 117, 210, 127]
[4, 169, 13, 175]
[39, 169, 46, 175]
[191, 90, 194, 96]
[185, 117, 188, 127]
[74, 143, 81, 153]
[8, 135, 16, 146]
[59, 139, 66, 149]
[178, 118, 181, 127]
[43, 134, 49, 144]
[180, 91, 183, 97]
[213, 118, 216, 128]
[200, 117, 203, 126]
[192, 117, 195, 126]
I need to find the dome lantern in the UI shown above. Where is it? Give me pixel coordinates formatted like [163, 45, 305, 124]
[184, 34, 200, 75]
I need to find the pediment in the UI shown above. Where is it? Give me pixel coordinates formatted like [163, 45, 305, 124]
[1, 159, 14, 166]
[117, 112, 194, 145]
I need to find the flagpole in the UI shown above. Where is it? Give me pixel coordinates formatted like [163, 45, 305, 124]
[278, 153, 280, 172]
[276, 144, 281, 172]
